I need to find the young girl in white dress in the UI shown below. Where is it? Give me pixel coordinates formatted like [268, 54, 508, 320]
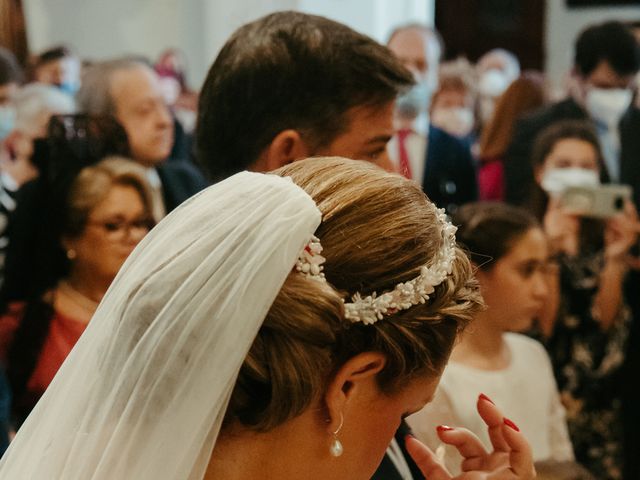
[408, 202, 574, 474]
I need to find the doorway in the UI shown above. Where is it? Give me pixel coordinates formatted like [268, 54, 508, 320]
[435, 0, 545, 70]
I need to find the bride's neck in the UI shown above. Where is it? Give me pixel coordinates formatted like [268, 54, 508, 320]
[204, 413, 326, 480]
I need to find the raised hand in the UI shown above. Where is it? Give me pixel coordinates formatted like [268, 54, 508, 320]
[604, 200, 639, 263]
[543, 197, 580, 257]
[406, 394, 535, 479]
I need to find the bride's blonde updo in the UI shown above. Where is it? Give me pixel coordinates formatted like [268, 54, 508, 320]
[225, 157, 482, 431]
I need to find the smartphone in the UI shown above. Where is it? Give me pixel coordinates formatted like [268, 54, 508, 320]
[560, 184, 632, 219]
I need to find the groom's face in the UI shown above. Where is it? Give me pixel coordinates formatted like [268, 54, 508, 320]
[312, 101, 396, 172]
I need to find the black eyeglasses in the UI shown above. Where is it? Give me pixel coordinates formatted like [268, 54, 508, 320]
[86, 217, 155, 240]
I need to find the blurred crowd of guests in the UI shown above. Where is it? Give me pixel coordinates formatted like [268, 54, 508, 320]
[384, 19, 640, 480]
[0, 12, 639, 480]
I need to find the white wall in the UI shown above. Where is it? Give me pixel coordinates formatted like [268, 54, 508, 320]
[23, 0, 640, 93]
[545, 0, 640, 92]
[23, 0, 203, 86]
[22, 0, 432, 90]
[198, 0, 298, 89]
[23, 0, 300, 89]
[298, 0, 433, 43]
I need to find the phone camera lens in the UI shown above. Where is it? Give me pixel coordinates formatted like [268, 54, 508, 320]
[614, 196, 624, 210]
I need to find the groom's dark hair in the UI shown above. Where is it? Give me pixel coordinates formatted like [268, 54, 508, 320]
[195, 11, 413, 183]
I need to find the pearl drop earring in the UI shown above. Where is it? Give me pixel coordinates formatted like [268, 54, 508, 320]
[330, 412, 344, 457]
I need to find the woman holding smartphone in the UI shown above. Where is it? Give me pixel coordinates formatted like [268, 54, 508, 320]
[527, 120, 638, 479]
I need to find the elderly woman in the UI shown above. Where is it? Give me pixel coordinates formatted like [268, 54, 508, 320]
[0, 158, 535, 479]
[0, 157, 155, 425]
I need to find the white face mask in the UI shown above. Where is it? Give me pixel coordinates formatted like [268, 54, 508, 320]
[479, 69, 509, 98]
[431, 107, 475, 138]
[540, 167, 600, 196]
[585, 87, 633, 127]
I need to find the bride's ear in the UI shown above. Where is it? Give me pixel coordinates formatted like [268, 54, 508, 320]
[323, 352, 386, 434]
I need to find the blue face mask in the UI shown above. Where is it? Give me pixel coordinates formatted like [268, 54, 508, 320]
[57, 81, 79, 96]
[0, 106, 16, 141]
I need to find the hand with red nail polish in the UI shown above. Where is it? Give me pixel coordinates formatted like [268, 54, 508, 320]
[405, 397, 535, 479]
[504, 417, 520, 432]
[479, 392, 494, 405]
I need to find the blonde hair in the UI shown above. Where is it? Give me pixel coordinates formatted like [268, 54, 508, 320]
[225, 158, 482, 431]
[64, 156, 154, 237]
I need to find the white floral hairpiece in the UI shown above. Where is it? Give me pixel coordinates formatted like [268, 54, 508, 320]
[295, 208, 457, 325]
[295, 235, 326, 279]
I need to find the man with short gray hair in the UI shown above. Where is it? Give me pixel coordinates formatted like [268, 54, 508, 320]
[77, 58, 206, 218]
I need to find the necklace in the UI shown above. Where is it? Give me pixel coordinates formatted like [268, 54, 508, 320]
[58, 280, 101, 313]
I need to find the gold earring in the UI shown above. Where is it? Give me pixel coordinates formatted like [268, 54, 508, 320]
[66, 249, 77, 260]
[329, 412, 344, 457]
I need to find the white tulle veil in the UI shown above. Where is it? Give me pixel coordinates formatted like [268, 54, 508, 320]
[0, 171, 322, 479]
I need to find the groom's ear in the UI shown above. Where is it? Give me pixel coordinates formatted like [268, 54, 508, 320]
[251, 129, 311, 173]
[323, 352, 387, 434]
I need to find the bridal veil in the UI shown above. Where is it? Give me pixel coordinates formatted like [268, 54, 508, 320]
[0, 171, 322, 479]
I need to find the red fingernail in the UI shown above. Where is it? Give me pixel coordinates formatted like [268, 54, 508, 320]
[503, 417, 520, 432]
[479, 393, 494, 404]
[437, 425, 454, 433]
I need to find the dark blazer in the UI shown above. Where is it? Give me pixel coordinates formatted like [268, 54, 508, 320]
[504, 98, 640, 209]
[157, 161, 208, 212]
[422, 125, 478, 213]
[371, 422, 423, 480]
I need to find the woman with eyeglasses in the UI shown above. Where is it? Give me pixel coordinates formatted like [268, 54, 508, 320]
[0, 157, 155, 426]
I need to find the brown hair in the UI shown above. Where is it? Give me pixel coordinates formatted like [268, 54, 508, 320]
[453, 202, 540, 270]
[530, 120, 604, 173]
[196, 11, 414, 183]
[225, 158, 482, 431]
[479, 74, 545, 160]
[64, 156, 155, 237]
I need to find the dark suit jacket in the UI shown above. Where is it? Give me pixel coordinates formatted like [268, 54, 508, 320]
[422, 125, 478, 213]
[371, 422, 423, 480]
[157, 161, 208, 212]
[504, 98, 640, 209]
